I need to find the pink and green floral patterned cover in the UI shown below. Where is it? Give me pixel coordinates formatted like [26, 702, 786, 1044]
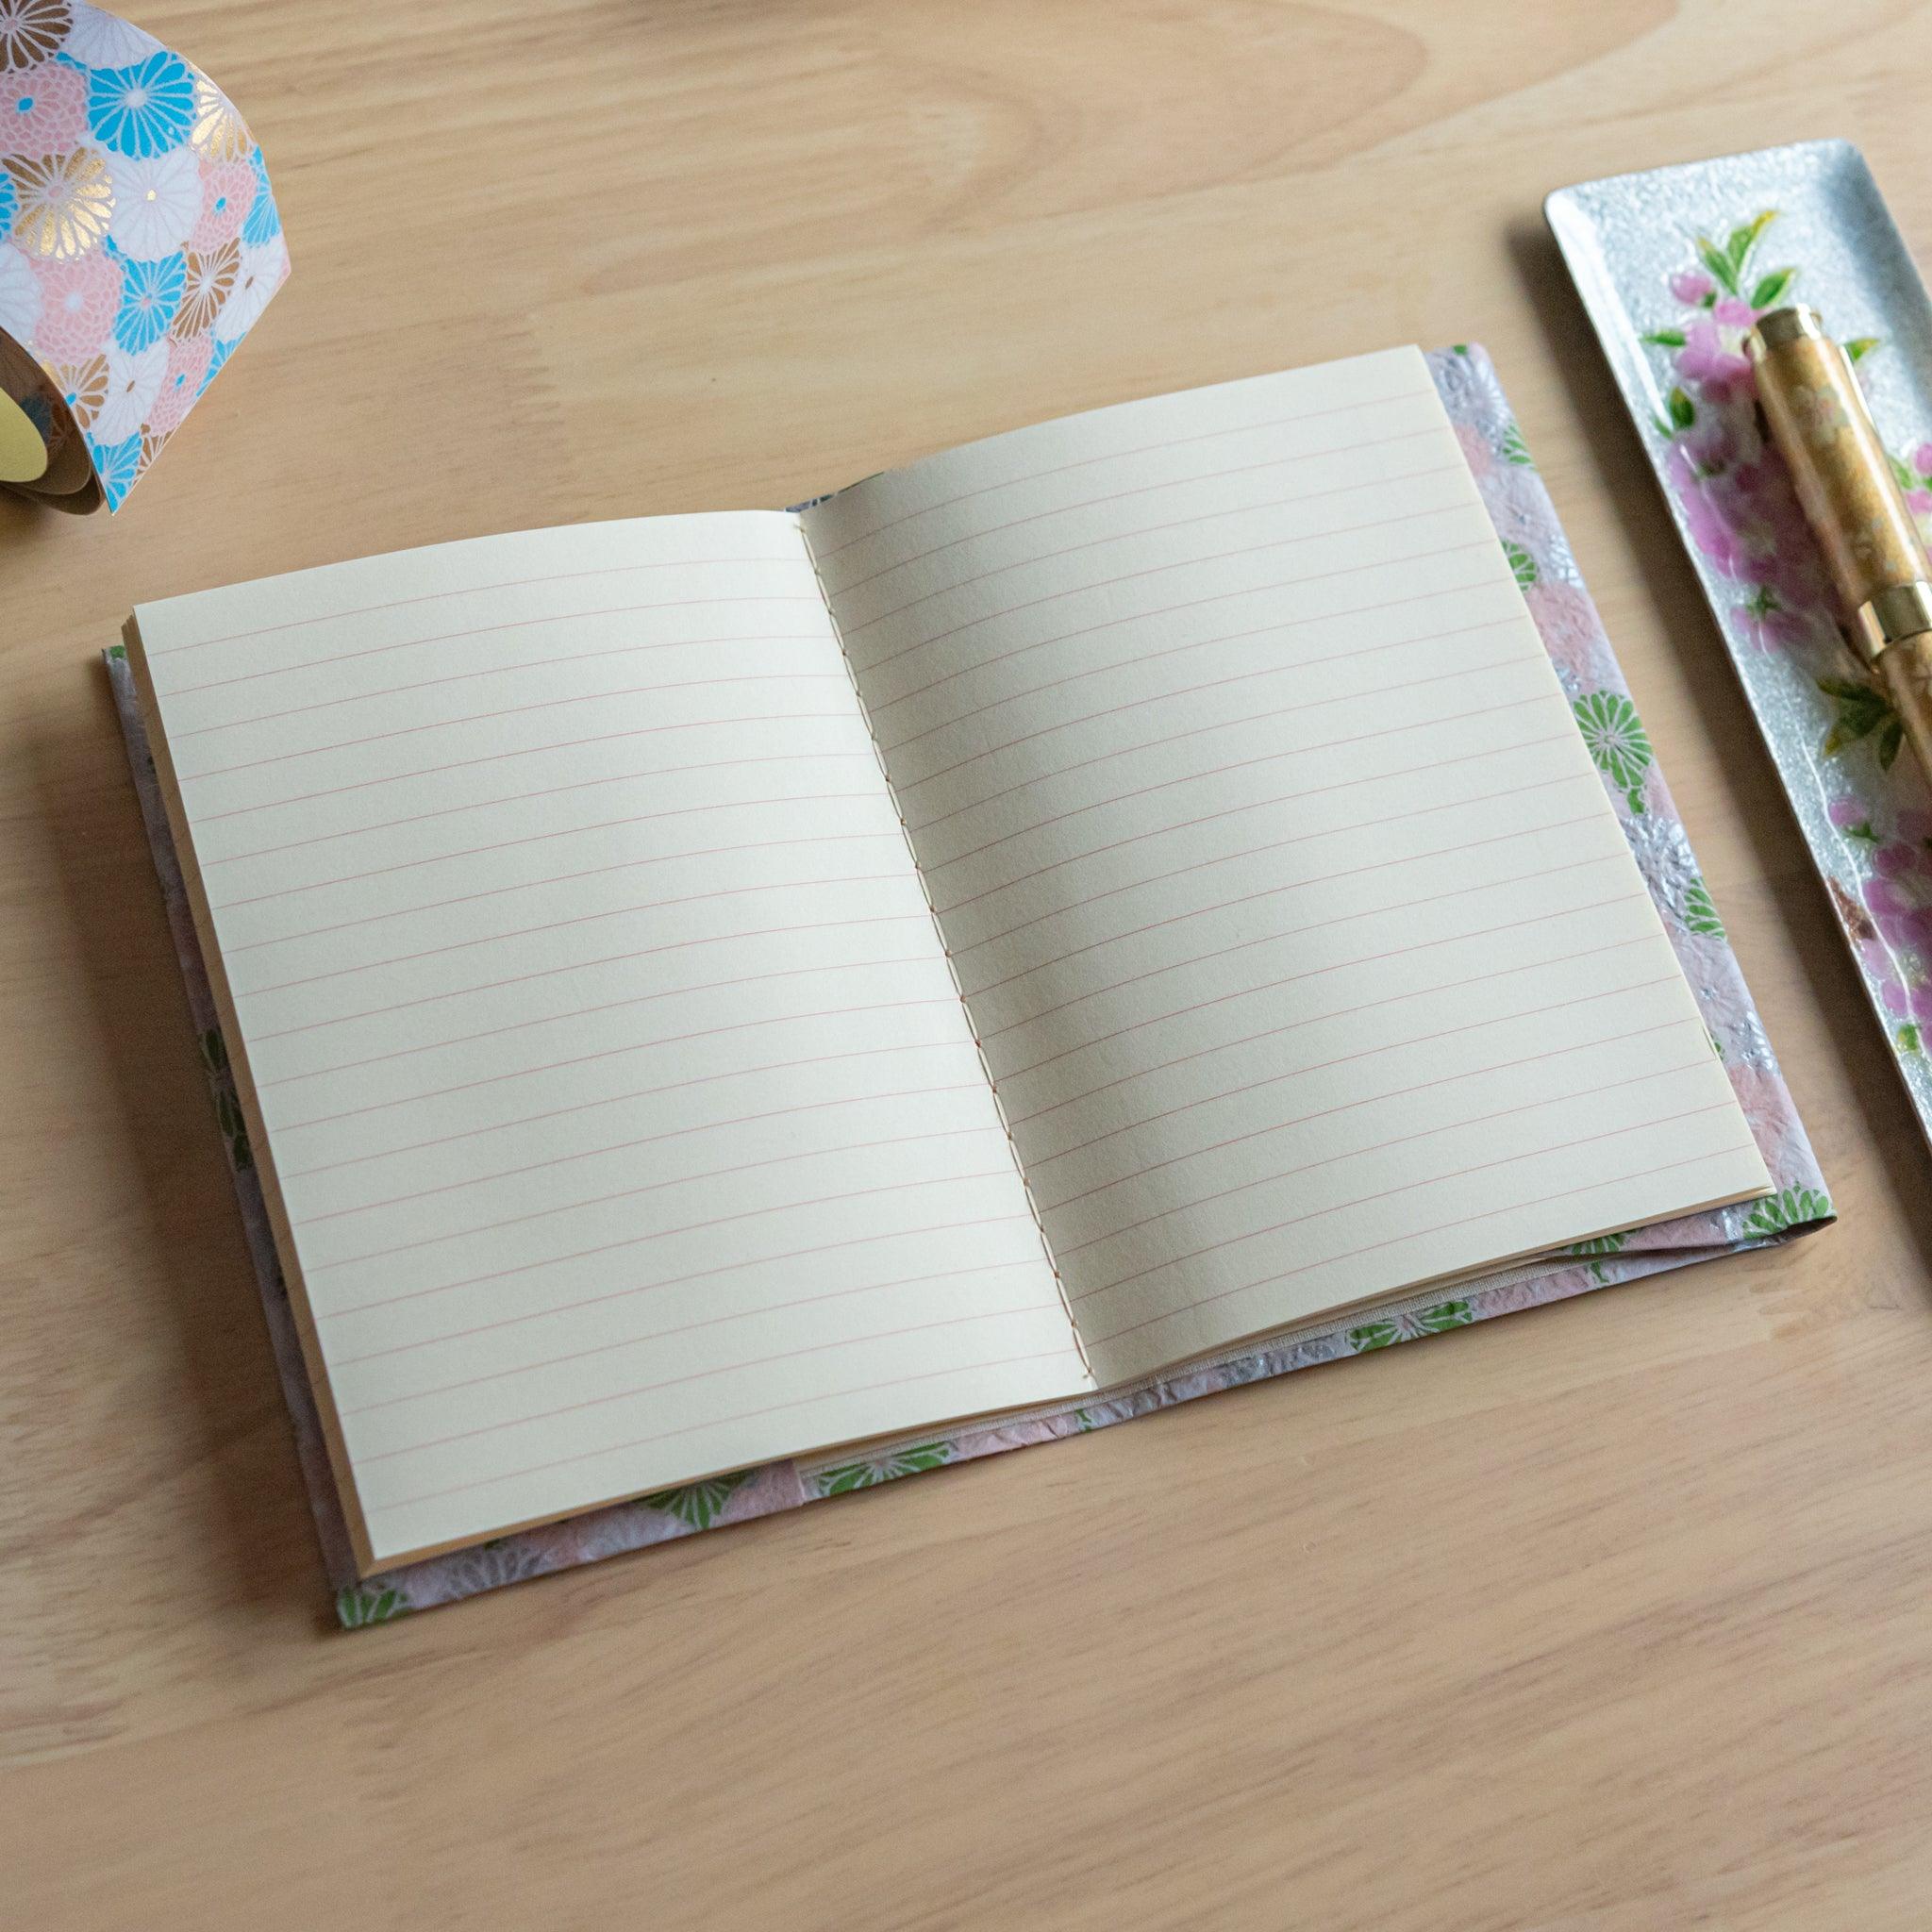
[105, 345, 1830, 1626]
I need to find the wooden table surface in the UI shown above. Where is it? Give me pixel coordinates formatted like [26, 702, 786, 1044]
[8, 3, 1932, 1924]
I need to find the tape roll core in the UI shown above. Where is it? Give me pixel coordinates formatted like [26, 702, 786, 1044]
[0, 385, 50, 485]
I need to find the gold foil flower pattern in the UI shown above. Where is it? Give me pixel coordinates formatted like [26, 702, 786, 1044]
[189, 66, 250, 161]
[6, 147, 113, 260]
[0, 0, 70, 73]
[47, 353, 107, 429]
[172, 236, 237, 338]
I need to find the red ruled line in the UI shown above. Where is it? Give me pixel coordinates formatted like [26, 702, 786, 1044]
[825, 431, 1444, 597]
[934, 739, 1582, 921]
[900, 607, 1522, 811]
[215, 791, 883, 910]
[336, 1257, 1049, 1402]
[166, 596, 826, 697]
[169, 633, 829, 736]
[841, 470, 1464, 636]
[811, 384, 1435, 562]
[181, 672, 846, 776]
[302, 1123, 1001, 1271]
[1081, 1134, 1757, 1342]
[145, 553, 810, 658]
[234, 874, 911, 1001]
[198, 719, 864, 824]
[954, 805, 1608, 966]
[305, 1090, 996, 1221]
[202, 751, 877, 869]
[323, 1190, 1035, 1329]
[297, 1081, 986, 1218]
[884, 568, 1514, 773]
[361, 1346, 1081, 1514]
[263, 966, 945, 1090]
[144, 552, 808, 657]
[225, 828, 900, 956]
[860, 530, 1494, 691]
[973, 849, 1631, 1013]
[253, 913, 934, 1054]
[278, 1030, 964, 1171]
[930, 725, 1572, 880]
[355, 1306, 1055, 1467]
[1037, 995, 1690, 1206]
[325, 1213, 1051, 1367]
[1058, 1041, 1707, 1259]
[1003, 917, 1661, 1115]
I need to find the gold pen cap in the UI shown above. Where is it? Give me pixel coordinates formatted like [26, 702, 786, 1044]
[1746, 304, 1932, 663]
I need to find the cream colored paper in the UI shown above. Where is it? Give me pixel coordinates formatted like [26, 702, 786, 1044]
[125, 352, 1771, 1568]
[804, 349, 1770, 1384]
[130, 513, 1085, 1567]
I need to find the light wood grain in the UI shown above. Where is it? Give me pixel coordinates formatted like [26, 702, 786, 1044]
[6, 2, 1932, 1924]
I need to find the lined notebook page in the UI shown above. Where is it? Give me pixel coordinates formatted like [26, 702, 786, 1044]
[129, 513, 1086, 1569]
[805, 350, 1770, 1385]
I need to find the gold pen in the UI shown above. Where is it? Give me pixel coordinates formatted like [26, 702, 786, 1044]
[1747, 305, 1932, 782]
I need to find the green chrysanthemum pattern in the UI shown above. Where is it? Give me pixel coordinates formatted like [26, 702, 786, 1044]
[338, 1585, 408, 1627]
[1681, 878, 1725, 938]
[1346, 1299, 1474, 1353]
[812, 1442, 953, 1495]
[1742, 1188, 1832, 1239]
[1574, 691, 1653, 814]
[641, 1470, 755, 1531]
[1568, 1230, 1630, 1258]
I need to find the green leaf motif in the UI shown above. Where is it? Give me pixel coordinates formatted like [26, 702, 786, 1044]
[1417, 1299, 1474, 1333]
[1695, 234, 1739, 295]
[1742, 1187, 1832, 1238]
[814, 1441, 953, 1496]
[338, 1586, 408, 1627]
[1845, 336, 1881, 363]
[641, 1469, 754, 1530]
[107, 641, 126, 661]
[1574, 691, 1654, 807]
[1641, 327, 1687, 348]
[214, 1088, 252, 1171]
[1347, 1320, 1401, 1353]
[1818, 675, 1905, 770]
[1501, 421, 1535, 467]
[1899, 1024, 1923, 1056]
[1725, 210, 1778, 277]
[1667, 386, 1696, 431]
[1891, 451, 1919, 493]
[1682, 878, 1726, 938]
[1503, 539, 1538, 589]
[1840, 816, 1879, 842]
[1748, 266, 1796, 310]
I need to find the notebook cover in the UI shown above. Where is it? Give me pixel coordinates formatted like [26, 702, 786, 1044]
[106, 343, 1832, 1626]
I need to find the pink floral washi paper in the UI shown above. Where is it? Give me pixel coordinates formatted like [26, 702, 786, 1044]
[105, 344, 1829, 1625]
[1, 2, 287, 509]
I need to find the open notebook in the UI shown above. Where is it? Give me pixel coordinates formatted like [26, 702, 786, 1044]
[124, 347, 1773, 1575]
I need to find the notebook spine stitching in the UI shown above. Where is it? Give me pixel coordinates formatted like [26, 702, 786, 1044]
[795, 516, 1092, 1380]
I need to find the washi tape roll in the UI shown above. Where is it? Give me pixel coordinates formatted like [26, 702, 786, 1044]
[0, 3, 289, 512]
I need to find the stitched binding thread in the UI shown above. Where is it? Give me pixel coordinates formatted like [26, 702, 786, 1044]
[794, 513, 1092, 1379]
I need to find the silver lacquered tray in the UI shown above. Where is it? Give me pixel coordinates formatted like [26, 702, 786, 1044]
[1550, 140, 1932, 1148]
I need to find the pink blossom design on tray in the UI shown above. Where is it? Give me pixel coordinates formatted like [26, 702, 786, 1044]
[1826, 797, 1932, 1051]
